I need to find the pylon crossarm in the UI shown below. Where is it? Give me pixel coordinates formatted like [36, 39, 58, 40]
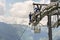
[41, 6, 57, 17]
[32, 6, 58, 26]
[42, 2, 57, 11]
[30, 2, 60, 26]
[31, 5, 57, 24]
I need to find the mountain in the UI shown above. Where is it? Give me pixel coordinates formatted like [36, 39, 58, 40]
[0, 22, 32, 40]
[0, 22, 19, 40]
[0, 22, 60, 40]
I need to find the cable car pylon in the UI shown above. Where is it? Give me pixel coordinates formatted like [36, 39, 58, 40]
[29, 2, 60, 40]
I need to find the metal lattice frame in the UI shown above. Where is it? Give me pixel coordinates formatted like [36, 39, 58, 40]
[29, 2, 60, 40]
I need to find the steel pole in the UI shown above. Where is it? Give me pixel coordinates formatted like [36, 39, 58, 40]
[48, 15, 52, 40]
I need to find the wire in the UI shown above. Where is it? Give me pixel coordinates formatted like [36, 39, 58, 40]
[19, 26, 28, 40]
[19, 25, 33, 40]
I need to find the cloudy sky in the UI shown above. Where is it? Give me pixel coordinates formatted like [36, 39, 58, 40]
[0, 0, 60, 40]
[0, 0, 50, 25]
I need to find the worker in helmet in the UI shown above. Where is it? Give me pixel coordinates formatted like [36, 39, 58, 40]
[34, 7, 40, 13]
[34, 7, 40, 22]
[29, 12, 32, 25]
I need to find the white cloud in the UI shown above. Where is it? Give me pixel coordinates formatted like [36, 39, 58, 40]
[0, 0, 33, 25]
[9, 0, 34, 25]
[10, 0, 34, 18]
[0, 15, 29, 25]
[9, 0, 50, 25]
[0, 0, 5, 15]
[0, 16, 15, 24]
[0, 0, 50, 25]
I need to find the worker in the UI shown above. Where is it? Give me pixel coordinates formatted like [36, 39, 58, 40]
[29, 12, 32, 25]
[34, 7, 40, 13]
[34, 7, 40, 22]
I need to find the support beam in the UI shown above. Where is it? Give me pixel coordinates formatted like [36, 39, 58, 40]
[51, 0, 58, 2]
[33, 3, 48, 6]
[47, 15, 52, 40]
